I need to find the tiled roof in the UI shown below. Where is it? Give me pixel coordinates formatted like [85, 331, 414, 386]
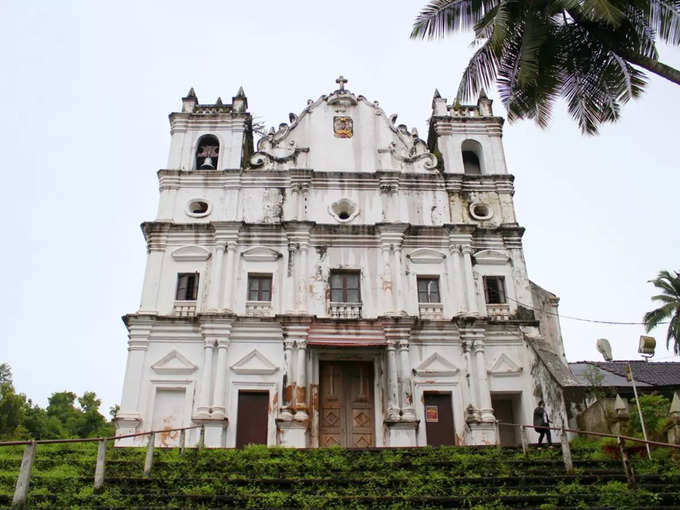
[568, 361, 680, 388]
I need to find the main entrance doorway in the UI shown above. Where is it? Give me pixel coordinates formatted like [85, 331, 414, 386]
[319, 361, 375, 448]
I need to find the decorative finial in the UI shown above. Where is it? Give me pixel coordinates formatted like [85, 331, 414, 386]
[433, 88, 441, 99]
[236, 86, 246, 98]
[187, 87, 196, 98]
[215, 97, 223, 106]
[479, 89, 488, 100]
[335, 75, 348, 91]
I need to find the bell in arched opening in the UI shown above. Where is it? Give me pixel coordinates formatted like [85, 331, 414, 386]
[196, 135, 220, 169]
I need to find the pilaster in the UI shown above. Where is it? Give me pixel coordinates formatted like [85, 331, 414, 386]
[138, 224, 170, 314]
[377, 224, 409, 315]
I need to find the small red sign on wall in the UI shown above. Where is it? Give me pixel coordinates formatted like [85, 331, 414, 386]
[425, 405, 439, 422]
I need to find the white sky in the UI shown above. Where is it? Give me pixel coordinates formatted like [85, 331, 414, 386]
[1, 1, 678, 415]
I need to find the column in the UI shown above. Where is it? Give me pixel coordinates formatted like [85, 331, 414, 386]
[392, 245, 404, 313]
[461, 246, 478, 314]
[119, 322, 151, 417]
[462, 340, 478, 417]
[280, 339, 296, 421]
[211, 339, 230, 418]
[139, 232, 166, 314]
[207, 240, 226, 311]
[447, 245, 463, 315]
[220, 241, 237, 311]
[294, 340, 308, 420]
[398, 340, 416, 421]
[381, 245, 394, 312]
[299, 242, 309, 311]
[385, 341, 400, 421]
[196, 338, 215, 417]
[474, 341, 494, 421]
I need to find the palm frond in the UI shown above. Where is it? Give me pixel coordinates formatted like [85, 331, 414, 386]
[643, 302, 677, 331]
[581, 0, 628, 26]
[666, 313, 680, 354]
[649, 0, 680, 45]
[411, 0, 500, 39]
[457, 39, 500, 102]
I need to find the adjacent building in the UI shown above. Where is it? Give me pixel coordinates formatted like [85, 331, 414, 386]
[115, 77, 573, 448]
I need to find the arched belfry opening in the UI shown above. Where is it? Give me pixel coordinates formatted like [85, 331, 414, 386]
[196, 135, 220, 169]
[461, 139, 483, 175]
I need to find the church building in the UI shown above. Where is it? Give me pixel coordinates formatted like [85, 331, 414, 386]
[115, 77, 574, 448]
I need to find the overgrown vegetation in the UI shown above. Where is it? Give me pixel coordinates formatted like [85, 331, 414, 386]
[0, 441, 677, 509]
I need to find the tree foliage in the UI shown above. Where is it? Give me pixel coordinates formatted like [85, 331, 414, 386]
[0, 364, 113, 440]
[411, 0, 680, 133]
[643, 269, 680, 355]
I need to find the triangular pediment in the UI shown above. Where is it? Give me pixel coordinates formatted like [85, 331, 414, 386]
[171, 245, 211, 262]
[151, 350, 197, 375]
[241, 246, 283, 262]
[249, 80, 437, 173]
[473, 249, 510, 265]
[407, 248, 446, 264]
[414, 353, 459, 377]
[488, 353, 522, 376]
[231, 349, 279, 375]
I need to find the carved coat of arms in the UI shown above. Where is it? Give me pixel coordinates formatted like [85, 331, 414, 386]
[333, 116, 353, 138]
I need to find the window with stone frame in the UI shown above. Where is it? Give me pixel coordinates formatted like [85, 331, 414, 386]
[483, 276, 506, 304]
[176, 273, 199, 301]
[330, 271, 361, 303]
[417, 276, 441, 303]
[248, 274, 272, 302]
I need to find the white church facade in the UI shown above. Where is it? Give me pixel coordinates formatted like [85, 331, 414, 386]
[115, 77, 573, 448]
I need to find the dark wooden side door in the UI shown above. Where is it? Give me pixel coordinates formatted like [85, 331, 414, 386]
[235, 391, 268, 448]
[424, 392, 455, 446]
[492, 396, 517, 446]
[319, 362, 374, 448]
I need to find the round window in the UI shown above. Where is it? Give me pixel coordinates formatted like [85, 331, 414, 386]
[329, 198, 359, 223]
[469, 202, 493, 221]
[187, 199, 211, 217]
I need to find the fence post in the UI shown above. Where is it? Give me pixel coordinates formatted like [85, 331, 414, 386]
[198, 424, 205, 451]
[11, 441, 36, 510]
[93, 438, 107, 493]
[520, 426, 529, 455]
[618, 436, 636, 488]
[179, 429, 186, 456]
[560, 420, 573, 474]
[144, 432, 155, 477]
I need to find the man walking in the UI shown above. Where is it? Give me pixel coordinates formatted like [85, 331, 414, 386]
[533, 400, 552, 447]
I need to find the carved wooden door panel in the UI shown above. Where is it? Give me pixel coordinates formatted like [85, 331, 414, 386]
[319, 363, 345, 447]
[347, 363, 374, 448]
[320, 362, 374, 448]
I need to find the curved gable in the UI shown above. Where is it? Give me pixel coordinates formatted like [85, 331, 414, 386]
[250, 80, 437, 173]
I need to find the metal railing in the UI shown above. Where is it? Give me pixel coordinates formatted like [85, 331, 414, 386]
[496, 419, 680, 487]
[1, 424, 203, 510]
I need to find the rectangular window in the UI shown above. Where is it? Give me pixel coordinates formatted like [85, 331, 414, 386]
[176, 273, 199, 301]
[248, 274, 272, 302]
[417, 277, 441, 303]
[484, 276, 506, 304]
[330, 271, 360, 303]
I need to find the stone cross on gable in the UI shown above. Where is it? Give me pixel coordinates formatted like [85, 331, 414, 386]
[335, 75, 348, 91]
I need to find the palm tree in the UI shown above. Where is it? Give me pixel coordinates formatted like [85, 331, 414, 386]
[643, 270, 680, 355]
[411, 0, 680, 133]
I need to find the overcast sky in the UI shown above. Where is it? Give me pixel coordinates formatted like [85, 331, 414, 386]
[1, 1, 678, 415]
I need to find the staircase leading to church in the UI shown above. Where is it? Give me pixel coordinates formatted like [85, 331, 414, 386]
[0, 442, 679, 509]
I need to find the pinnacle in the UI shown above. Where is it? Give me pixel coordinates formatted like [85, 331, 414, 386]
[187, 87, 196, 98]
[433, 88, 441, 99]
[236, 86, 246, 98]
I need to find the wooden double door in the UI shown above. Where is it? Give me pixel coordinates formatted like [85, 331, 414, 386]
[319, 361, 375, 448]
